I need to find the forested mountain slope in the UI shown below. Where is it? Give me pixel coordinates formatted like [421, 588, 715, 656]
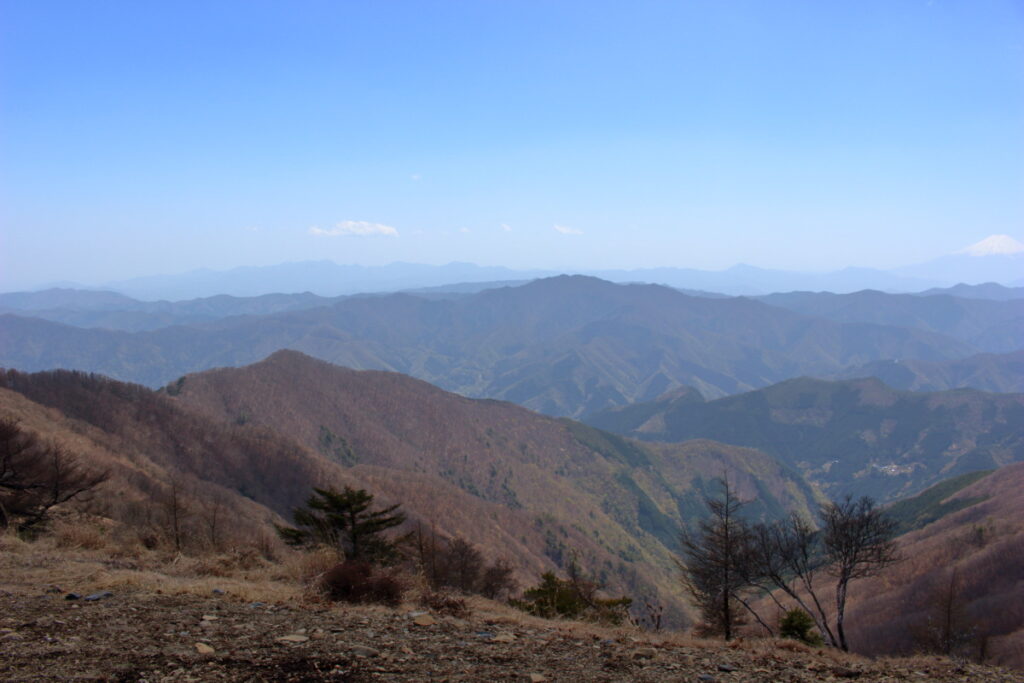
[586, 376, 1024, 501]
[0, 353, 822, 625]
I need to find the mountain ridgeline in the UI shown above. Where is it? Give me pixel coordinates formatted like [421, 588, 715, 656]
[2, 275, 1012, 418]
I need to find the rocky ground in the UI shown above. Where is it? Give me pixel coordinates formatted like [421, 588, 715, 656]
[1, 531, 1020, 683]
[1, 584, 1020, 683]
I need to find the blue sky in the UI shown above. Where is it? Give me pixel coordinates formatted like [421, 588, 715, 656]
[2, 0, 1022, 289]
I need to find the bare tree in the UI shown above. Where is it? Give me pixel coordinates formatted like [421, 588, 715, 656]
[748, 514, 838, 646]
[0, 417, 108, 533]
[823, 495, 900, 651]
[678, 478, 769, 639]
[747, 495, 899, 651]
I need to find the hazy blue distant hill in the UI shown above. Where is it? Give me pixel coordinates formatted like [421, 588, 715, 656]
[103, 261, 553, 300]
[0, 289, 346, 332]
[585, 376, 1024, 502]
[917, 282, 1024, 301]
[31, 260, 963, 302]
[0, 276, 982, 416]
[835, 350, 1024, 394]
[757, 290, 1024, 353]
[593, 264, 940, 296]
[0, 288, 141, 311]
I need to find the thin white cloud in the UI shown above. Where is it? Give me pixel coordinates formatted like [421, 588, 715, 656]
[553, 224, 584, 235]
[410, 173, 422, 182]
[501, 223, 512, 232]
[309, 221, 399, 237]
[459, 227, 472, 234]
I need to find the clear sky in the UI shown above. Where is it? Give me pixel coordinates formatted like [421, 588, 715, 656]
[2, 0, 1022, 289]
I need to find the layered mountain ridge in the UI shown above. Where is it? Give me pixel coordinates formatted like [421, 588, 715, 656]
[4, 275, 1012, 418]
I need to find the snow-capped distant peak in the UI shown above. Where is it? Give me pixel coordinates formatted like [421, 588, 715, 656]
[955, 234, 1024, 257]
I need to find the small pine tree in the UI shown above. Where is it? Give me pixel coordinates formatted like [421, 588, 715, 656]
[276, 486, 406, 565]
[780, 609, 824, 646]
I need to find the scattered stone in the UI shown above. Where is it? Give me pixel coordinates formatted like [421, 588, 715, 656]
[2, 632, 24, 642]
[697, 675, 716, 683]
[64, 593, 81, 601]
[201, 615, 219, 621]
[248, 602, 265, 608]
[194, 642, 215, 655]
[527, 674, 548, 683]
[633, 647, 657, 659]
[475, 631, 495, 639]
[492, 632, 516, 643]
[211, 589, 225, 595]
[349, 645, 381, 658]
[412, 614, 436, 627]
[84, 591, 113, 602]
[717, 663, 738, 672]
[276, 634, 309, 643]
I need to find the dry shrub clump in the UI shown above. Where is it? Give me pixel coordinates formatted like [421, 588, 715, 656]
[51, 517, 112, 551]
[320, 560, 404, 606]
[188, 548, 267, 577]
[419, 589, 469, 617]
[284, 546, 342, 586]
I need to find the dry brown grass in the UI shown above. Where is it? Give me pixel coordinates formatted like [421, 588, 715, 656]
[0, 530, 307, 605]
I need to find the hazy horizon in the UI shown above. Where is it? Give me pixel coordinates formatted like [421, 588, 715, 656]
[3, 2, 1022, 290]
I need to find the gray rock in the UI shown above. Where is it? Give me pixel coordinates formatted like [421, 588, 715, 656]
[84, 591, 113, 602]
[64, 593, 81, 601]
[349, 645, 381, 658]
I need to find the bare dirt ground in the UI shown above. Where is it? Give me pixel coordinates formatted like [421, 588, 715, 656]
[1, 536, 1020, 682]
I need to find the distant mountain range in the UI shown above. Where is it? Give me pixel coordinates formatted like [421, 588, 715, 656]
[585, 376, 1024, 502]
[10, 235, 1023, 300]
[4, 275, 1005, 417]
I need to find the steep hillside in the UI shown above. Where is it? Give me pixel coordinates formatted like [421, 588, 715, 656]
[0, 355, 822, 625]
[845, 464, 1024, 668]
[757, 290, 1024, 353]
[836, 350, 1024, 394]
[586, 377, 1024, 501]
[0, 381, 292, 550]
[0, 368, 357, 529]
[167, 350, 823, 615]
[0, 276, 980, 417]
